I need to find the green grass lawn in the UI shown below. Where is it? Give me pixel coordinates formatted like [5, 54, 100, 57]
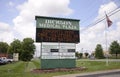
[0, 59, 120, 77]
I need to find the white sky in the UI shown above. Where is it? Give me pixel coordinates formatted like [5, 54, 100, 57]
[0, 0, 120, 56]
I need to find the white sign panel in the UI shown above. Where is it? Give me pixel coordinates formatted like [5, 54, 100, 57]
[41, 43, 76, 59]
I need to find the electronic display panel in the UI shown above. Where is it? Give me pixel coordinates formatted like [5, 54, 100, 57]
[35, 16, 80, 43]
[36, 28, 79, 43]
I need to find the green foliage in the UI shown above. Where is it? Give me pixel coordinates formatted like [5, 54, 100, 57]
[8, 39, 22, 60]
[79, 53, 83, 58]
[8, 39, 22, 54]
[8, 38, 35, 61]
[75, 52, 83, 59]
[109, 40, 120, 59]
[75, 52, 79, 58]
[95, 44, 104, 59]
[0, 42, 9, 53]
[21, 38, 35, 61]
[84, 52, 89, 58]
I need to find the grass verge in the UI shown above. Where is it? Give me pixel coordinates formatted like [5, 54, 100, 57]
[0, 60, 120, 77]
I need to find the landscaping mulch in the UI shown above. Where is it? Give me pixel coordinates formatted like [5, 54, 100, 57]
[31, 67, 87, 73]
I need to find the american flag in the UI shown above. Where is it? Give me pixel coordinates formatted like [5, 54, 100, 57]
[106, 14, 112, 27]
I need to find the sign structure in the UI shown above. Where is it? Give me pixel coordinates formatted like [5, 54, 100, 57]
[35, 16, 80, 69]
[41, 43, 76, 59]
[35, 16, 80, 43]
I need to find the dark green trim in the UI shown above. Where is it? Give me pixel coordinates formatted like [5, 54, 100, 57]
[41, 59, 76, 69]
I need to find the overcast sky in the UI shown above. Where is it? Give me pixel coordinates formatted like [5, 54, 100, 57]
[0, 0, 120, 55]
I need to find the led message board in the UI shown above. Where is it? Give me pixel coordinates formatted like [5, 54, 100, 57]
[35, 16, 80, 43]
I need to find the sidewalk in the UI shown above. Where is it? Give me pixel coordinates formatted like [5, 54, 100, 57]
[53, 69, 120, 77]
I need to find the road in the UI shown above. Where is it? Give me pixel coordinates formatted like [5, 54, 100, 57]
[77, 70, 120, 77]
[53, 69, 120, 77]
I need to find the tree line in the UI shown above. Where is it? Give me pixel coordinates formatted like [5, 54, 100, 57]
[0, 38, 35, 61]
[76, 40, 120, 59]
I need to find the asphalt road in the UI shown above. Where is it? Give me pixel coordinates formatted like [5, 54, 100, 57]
[53, 69, 120, 77]
[76, 71, 120, 77]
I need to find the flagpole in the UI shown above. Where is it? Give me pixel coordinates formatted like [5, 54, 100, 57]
[104, 11, 113, 66]
[105, 24, 109, 66]
[105, 12, 108, 66]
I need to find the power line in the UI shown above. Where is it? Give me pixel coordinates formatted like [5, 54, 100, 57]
[80, 0, 113, 26]
[80, 0, 120, 32]
[80, 0, 99, 25]
[81, 6, 120, 32]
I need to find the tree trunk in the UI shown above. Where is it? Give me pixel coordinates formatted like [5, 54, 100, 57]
[116, 52, 117, 59]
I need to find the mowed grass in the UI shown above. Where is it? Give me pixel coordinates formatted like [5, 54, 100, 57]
[77, 61, 120, 72]
[0, 59, 120, 77]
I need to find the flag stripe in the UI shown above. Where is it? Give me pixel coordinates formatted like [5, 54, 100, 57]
[106, 14, 112, 27]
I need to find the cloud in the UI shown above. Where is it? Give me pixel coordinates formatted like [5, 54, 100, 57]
[8, 1, 14, 7]
[99, 2, 117, 15]
[0, 22, 10, 32]
[11, 0, 73, 56]
[0, 22, 14, 43]
[13, 0, 73, 40]
[77, 1, 120, 53]
[108, 21, 120, 42]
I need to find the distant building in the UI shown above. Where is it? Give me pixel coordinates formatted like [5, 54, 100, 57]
[13, 53, 19, 61]
[0, 53, 8, 58]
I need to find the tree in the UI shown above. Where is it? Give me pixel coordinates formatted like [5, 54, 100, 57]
[79, 53, 83, 58]
[75, 52, 79, 59]
[0, 42, 9, 53]
[95, 44, 104, 59]
[84, 52, 89, 58]
[8, 39, 22, 59]
[8, 39, 22, 54]
[21, 38, 35, 61]
[75, 52, 83, 59]
[109, 41, 120, 59]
